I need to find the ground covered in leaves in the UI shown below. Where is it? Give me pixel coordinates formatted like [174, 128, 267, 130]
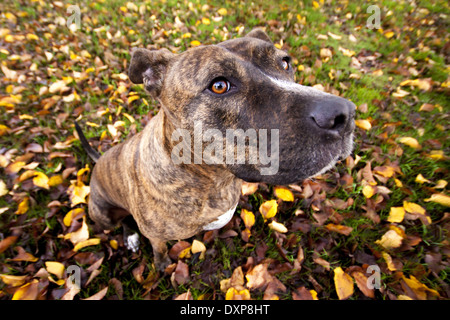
[0, 0, 449, 300]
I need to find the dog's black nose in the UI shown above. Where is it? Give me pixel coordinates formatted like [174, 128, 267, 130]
[309, 96, 355, 136]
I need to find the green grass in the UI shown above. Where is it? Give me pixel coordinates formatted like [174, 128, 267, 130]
[0, 0, 449, 301]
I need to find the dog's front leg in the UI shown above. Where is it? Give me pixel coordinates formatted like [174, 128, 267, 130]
[148, 237, 171, 272]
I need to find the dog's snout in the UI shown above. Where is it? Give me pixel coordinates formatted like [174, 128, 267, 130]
[309, 97, 355, 136]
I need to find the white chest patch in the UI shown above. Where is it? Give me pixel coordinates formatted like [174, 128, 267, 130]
[203, 203, 238, 231]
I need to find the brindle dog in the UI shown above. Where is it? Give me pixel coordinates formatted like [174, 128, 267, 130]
[75, 28, 355, 271]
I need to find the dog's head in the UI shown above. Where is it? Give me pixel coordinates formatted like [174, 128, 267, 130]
[129, 28, 355, 184]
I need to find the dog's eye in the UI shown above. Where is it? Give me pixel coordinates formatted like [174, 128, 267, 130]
[210, 78, 230, 95]
[281, 57, 290, 70]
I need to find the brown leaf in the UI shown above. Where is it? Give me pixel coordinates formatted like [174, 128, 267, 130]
[173, 261, 190, 286]
[245, 263, 272, 291]
[351, 271, 374, 298]
[83, 286, 108, 300]
[293, 286, 314, 300]
[325, 223, 353, 236]
[169, 241, 191, 260]
[0, 236, 18, 253]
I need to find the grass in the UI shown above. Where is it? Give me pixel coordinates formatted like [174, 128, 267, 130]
[0, 0, 449, 300]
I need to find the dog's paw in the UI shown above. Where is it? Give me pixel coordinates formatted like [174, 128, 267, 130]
[125, 233, 140, 253]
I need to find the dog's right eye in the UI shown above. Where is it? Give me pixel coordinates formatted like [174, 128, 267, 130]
[209, 78, 231, 95]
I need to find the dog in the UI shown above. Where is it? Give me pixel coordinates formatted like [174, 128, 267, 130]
[75, 28, 355, 272]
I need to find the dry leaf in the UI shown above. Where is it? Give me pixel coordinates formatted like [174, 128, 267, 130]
[240, 209, 255, 229]
[73, 238, 101, 252]
[325, 223, 353, 236]
[355, 119, 372, 130]
[398, 137, 420, 149]
[334, 267, 354, 300]
[351, 271, 374, 298]
[387, 207, 405, 223]
[45, 261, 65, 279]
[375, 230, 403, 250]
[191, 239, 206, 259]
[259, 200, 278, 221]
[268, 220, 288, 233]
[424, 193, 450, 207]
[273, 186, 294, 201]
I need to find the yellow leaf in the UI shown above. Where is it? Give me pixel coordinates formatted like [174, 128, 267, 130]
[7, 161, 26, 174]
[392, 88, 410, 98]
[45, 261, 65, 279]
[387, 207, 405, 223]
[48, 175, 63, 187]
[191, 240, 206, 259]
[382, 252, 397, 271]
[402, 275, 440, 300]
[127, 95, 140, 104]
[259, 200, 278, 221]
[398, 137, 420, 149]
[384, 31, 395, 38]
[355, 119, 372, 130]
[63, 208, 85, 227]
[225, 287, 251, 300]
[394, 178, 403, 188]
[190, 40, 201, 47]
[403, 201, 426, 215]
[415, 174, 431, 184]
[0, 274, 27, 287]
[68, 180, 90, 207]
[73, 238, 101, 252]
[202, 17, 211, 25]
[375, 230, 403, 250]
[333, 267, 354, 300]
[310, 289, 318, 300]
[12, 279, 39, 300]
[362, 185, 376, 198]
[217, 8, 228, 16]
[110, 240, 118, 250]
[312, 1, 320, 8]
[33, 171, 49, 189]
[0, 124, 9, 136]
[241, 182, 258, 195]
[107, 124, 117, 138]
[274, 186, 294, 202]
[240, 209, 255, 229]
[0, 180, 8, 197]
[424, 193, 450, 207]
[64, 216, 90, 245]
[15, 197, 29, 215]
[434, 180, 447, 189]
[268, 220, 288, 233]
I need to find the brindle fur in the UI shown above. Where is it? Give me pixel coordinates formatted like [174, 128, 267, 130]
[81, 29, 355, 271]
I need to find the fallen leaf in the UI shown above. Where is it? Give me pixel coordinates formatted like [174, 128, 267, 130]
[398, 137, 420, 149]
[268, 220, 288, 233]
[0, 274, 27, 287]
[240, 209, 255, 229]
[15, 197, 29, 215]
[415, 174, 431, 184]
[387, 207, 405, 223]
[402, 275, 440, 300]
[45, 261, 65, 279]
[12, 279, 39, 300]
[0, 180, 8, 197]
[246, 263, 272, 291]
[355, 119, 372, 130]
[375, 230, 403, 250]
[9, 246, 39, 262]
[83, 286, 108, 300]
[325, 223, 353, 236]
[259, 200, 278, 221]
[225, 287, 251, 300]
[424, 193, 450, 207]
[334, 267, 354, 300]
[362, 185, 376, 198]
[73, 238, 101, 252]
[68, 180, 90, 207]
[33, 171, 50, 189]
[191, 239, 206, 259]
[351, 271, 374, 298]
[274, 186, 294, 201]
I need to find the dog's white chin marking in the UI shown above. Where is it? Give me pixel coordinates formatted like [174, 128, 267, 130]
[125, 233, 140, 253]
[203, 202, 238, 231]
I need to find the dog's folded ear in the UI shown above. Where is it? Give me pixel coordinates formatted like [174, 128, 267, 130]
[129, 48, 175, 96]
[245, 28, 272, 44]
